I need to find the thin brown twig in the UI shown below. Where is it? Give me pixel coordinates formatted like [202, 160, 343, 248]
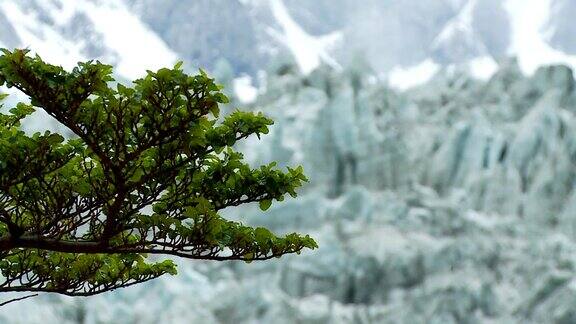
[0, 293, 38, 307]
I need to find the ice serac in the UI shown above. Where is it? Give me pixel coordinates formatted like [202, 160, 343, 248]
[205, 59, 576, 322]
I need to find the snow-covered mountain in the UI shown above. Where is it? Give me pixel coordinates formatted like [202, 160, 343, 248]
[2, 0, 576, 83]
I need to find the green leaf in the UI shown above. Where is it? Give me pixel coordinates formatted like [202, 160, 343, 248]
[152, 202, 167, 213]
[259, 199, 272, 211]
[46, 133, 64, 145]
[214, 93, 229, 104]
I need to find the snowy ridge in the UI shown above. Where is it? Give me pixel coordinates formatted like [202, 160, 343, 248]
[431, 0, 479, 52]
[405, 0, 576, 79]
[2, 0, 576, 83]
[267, 0, 341, 74]
[505, 0, 576, 75]
[388, 0, 576, 90]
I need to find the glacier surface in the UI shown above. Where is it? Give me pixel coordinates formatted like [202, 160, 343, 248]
[3, 54, 576, 324]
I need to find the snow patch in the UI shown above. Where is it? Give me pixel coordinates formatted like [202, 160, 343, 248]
[233, 75, 258, 104]
[0, 0, 177, 80]
[61, 0, 178, 79]
[387, 59, 440, 90]
[0, 1, 85, 69]
[468, 56, 499, 80]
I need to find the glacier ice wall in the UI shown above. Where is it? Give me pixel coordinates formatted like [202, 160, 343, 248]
[4, 58, 576, 323]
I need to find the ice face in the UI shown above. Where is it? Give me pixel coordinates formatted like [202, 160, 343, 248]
[5, 58, 576, 323]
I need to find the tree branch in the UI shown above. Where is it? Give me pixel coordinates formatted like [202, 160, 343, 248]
[0, 293, 38, 307]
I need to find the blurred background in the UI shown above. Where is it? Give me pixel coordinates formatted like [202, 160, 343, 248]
[2, 0, 576, 323]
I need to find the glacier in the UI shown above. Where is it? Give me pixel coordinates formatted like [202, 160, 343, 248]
[3, 52, 576, 324]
